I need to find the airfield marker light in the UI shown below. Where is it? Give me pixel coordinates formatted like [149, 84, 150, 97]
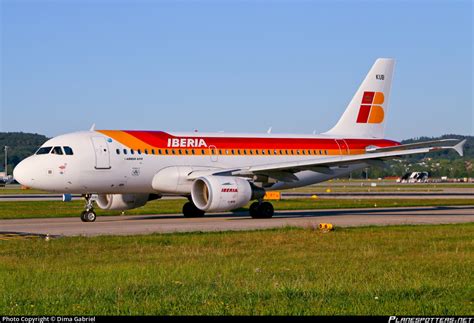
[311, 195, 318, 199]
[318, 223, 334, 231]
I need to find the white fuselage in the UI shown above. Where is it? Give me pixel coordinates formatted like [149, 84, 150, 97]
[13, 130, 397, 195]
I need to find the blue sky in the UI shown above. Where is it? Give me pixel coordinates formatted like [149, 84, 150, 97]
[1, 0, 472, 140]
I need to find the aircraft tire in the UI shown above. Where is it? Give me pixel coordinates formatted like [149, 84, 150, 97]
[249, 202, 260, 218]
[250, 202, 274, 219]
[258, 202, 274, 218]
[183, 201, 205, 218]
[83, 210, 96, 222]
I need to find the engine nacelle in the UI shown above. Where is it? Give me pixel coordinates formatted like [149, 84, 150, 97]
[191, 176, 265, 212]
[96, 193, 152, 211]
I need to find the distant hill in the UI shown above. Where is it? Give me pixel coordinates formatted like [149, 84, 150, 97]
[0, 132, 49, 173]
[0, 132, 472, 177]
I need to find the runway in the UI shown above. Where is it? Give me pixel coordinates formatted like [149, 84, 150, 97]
[1, 206, 473, 237]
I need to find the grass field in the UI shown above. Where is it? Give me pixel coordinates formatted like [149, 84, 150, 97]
[0, 223, 472, 315]
[0, 198, 473, 220]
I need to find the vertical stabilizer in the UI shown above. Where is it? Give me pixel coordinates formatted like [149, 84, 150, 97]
[324, 58, 395, 138]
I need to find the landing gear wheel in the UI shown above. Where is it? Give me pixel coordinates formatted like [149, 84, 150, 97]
[183, 201, 205, 218]
[85, 210, 96, 222]
[80, 210, 96, 222]
[80, 211, 88, 222]
[259, 202, 274, 218]
[250, 201, 274, 219]
[249, 202, 260, 218]
[80, 194, 97, 222]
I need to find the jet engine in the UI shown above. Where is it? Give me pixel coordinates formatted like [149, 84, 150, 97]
[191, 176, 265, 212]
[96, 193, 159, 211]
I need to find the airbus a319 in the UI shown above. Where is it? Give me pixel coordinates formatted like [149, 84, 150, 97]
[13, 59, 466, 222]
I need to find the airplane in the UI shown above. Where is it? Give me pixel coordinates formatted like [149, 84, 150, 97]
[13, 58, 466, 222]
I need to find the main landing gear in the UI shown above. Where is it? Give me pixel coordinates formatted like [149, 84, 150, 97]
[249, 201, 274, 219]
[80, 194, 97, 222]
[182, 201, 205, 218]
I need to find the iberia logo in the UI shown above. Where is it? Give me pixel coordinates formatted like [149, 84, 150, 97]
[356, 91, 384, 124]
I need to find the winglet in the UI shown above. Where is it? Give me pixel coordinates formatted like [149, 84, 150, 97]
[453, 139, 466, 157]
[90, 123, 96, 131]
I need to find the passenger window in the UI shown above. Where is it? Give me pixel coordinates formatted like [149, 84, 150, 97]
[138, 149, 142, 155]
[36, 146, 52, 155]
[131, 149, 135, 155]
[52, 146, 63, 155]
[158, 149, 161, 154]
[172, 149, 175, 154]
[165, 149, 169, 154]
[63, 146, 74, 155]
[191, 149, 195, 155]
[116, 149, 120, 155]
[201, 149, 205, 154]
[145, 149, 148, 155]
[123, 149, 128, 155]
[151, 149, 155, 155]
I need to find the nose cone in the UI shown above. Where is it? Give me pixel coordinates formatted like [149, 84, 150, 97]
[13, 157, 35, 187]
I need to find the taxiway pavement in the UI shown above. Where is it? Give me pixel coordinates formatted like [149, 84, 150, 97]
[1, 206, 473, 237]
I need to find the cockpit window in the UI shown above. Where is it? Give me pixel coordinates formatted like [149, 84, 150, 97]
[36, 147, 52, 155]
[51, 146, 64, 155]
[63, 146, 74, 155]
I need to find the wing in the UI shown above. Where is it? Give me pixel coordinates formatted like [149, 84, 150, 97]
[187, 138, 466, 180]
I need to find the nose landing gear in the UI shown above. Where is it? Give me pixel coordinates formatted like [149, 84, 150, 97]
[80, 194, 97, 222]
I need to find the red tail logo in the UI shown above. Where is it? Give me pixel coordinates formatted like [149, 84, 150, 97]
[356, 91, 384, 124]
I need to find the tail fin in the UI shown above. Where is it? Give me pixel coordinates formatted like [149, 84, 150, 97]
[324, 58, 395, 139]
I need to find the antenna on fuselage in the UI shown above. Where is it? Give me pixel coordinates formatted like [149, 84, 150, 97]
[267, 127, 272, 134]
[90, 123, 96, 131]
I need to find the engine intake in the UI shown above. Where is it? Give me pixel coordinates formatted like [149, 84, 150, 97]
[191, 176, 264, 212]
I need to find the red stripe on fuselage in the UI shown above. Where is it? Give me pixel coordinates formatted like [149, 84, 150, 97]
[121, 131, 399, 150]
